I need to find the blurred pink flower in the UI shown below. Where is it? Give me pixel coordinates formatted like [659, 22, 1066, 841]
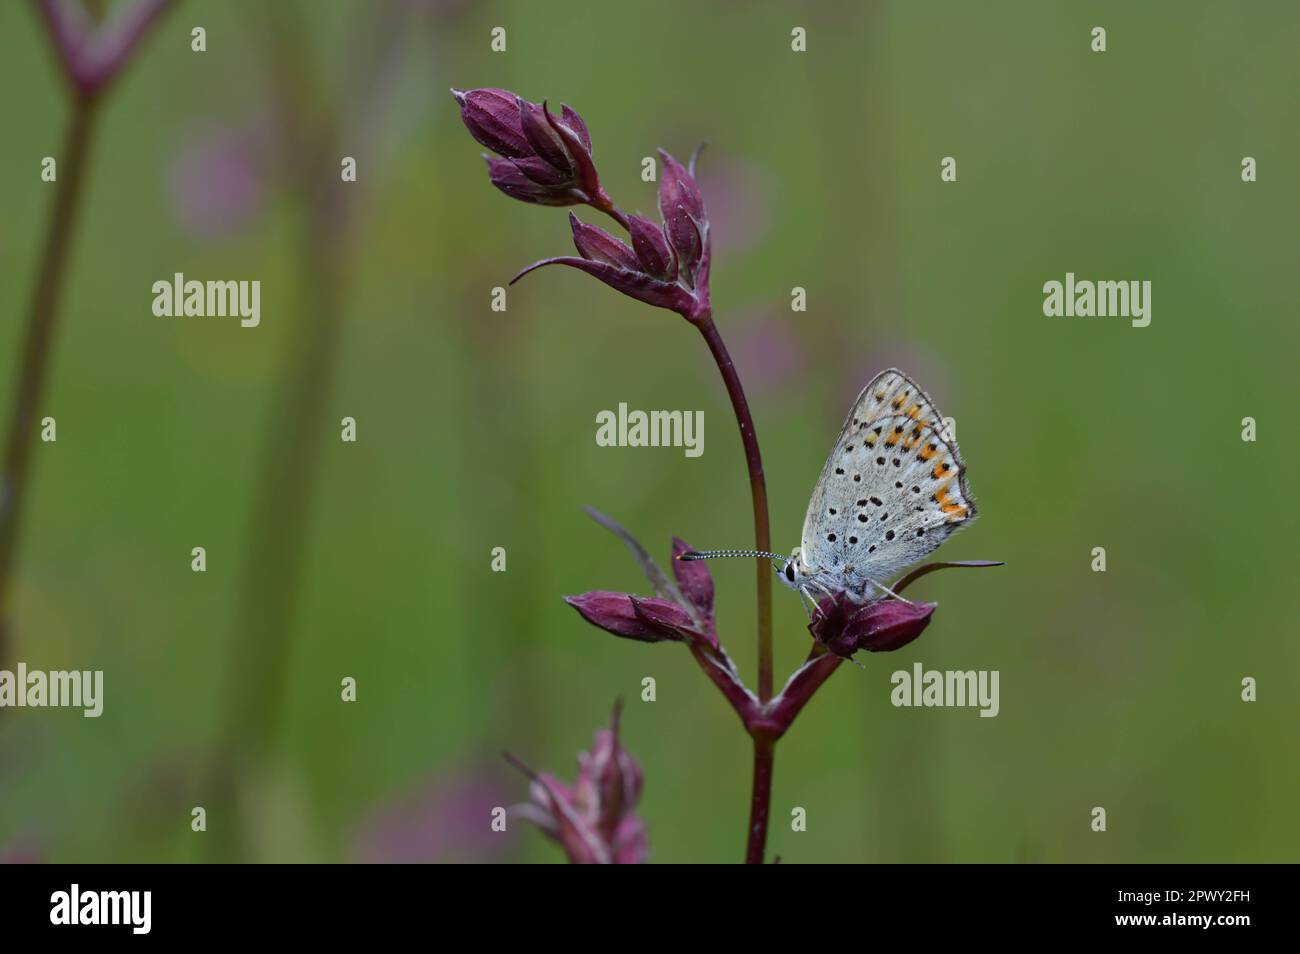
[167, 121, 271, 239]
[730, 310, 805, 396]
[695, 156, 771, 257]
[0, 838, 42, 864]
[352, 770, 513, 864]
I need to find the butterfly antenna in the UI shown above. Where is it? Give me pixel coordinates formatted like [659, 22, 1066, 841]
[677, 548, 788, 563]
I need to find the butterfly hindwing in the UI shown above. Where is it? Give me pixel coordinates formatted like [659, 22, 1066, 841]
[801, 371, 976, 588]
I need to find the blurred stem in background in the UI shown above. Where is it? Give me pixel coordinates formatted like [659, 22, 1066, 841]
[208, 0, 411, 862]
[0, 100, 96, 673]
[0, 0, 173, 676]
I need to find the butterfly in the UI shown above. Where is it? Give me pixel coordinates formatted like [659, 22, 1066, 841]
[681, 368, 977, 614]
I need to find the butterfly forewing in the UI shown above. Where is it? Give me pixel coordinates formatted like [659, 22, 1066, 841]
[856, 368, 951, 433]
[801, 370, 976, 589]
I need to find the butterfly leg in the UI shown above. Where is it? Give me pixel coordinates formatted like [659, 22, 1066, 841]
[806, 579, 839, 607]
[866, 577, 913, 604]
[796, 585, 817, 621]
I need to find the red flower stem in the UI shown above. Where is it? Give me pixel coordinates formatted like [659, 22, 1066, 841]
[0, 98, 98, 671]
[693, 313, 773, 701]
[691, 310, 776, 864]
[689, 645, 759, 728]
[590, 190, 631, 230]
[762, 654, 844, 732]
[745, 738, 775, 864]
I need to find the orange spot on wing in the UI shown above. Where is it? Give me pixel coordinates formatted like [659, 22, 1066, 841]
[918, 444, 938, 461]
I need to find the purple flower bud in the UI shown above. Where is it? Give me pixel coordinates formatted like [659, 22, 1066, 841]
[658, 149, 708, 283]
[564, 591, 702, 644]
[576, 710, 643, 840]
[630, 595, 716, 649]
[514, 704, 648, 864]
[671, 537, 714, 624]
[847, 600, 936, 652]
[610, 815, 649, 864]
[807, 592, 858, 657]
[455, 88, 603, 205]
[452, 87, 532, 159]
[809, 593, 936, 656]
[628, 214, 678, 280]
[544, 106, 600, 198]
[509, 155, 570, 187]
[485, 156, 580, 207]
[560, 104, 592, 152]
[511, 256, 697, 314]
[806, 561, 1003, 657]
[569, 212, 640, 270]
[527, 773, 607, 863]
[518, 98, 572, 173]
[658, 149, 705, 222]
[457, 89, 715, 321]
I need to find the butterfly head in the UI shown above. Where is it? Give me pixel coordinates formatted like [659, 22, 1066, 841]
[776, 547, 811, 590]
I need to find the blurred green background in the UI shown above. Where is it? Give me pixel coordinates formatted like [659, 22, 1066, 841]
[1, 0, 1296, 863]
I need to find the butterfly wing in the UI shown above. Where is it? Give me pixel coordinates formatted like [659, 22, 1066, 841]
[856, 367, 950, 434]
[801, 369, 976, 588]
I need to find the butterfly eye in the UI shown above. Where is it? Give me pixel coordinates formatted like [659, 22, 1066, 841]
[785, 563, 796, 582]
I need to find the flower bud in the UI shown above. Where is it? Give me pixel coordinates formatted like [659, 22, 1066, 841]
[564, 591, 703, 644]
[453, 88, 602, 205]
[810, 593, 936, 657]
[628, 215, 678, 280]
[670, 537, 714, 625]
[485, 156, 579, 206]
[568, 212, 640, 270]
[658, 149, 707, 283]
[576, 712, 643, 840]
[519, 98, 572, 173]
[514, 704, 648, 864]
[846, 600, 936, 652]
[452, 87, 531, 159]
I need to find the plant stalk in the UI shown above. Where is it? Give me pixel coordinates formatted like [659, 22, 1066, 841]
[0, 98, 98, 668]
[590, 191, 631, 230]
[694, 314, 773, 701]
[744, 738, 775, 864]
[692, 311, 776, 864]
